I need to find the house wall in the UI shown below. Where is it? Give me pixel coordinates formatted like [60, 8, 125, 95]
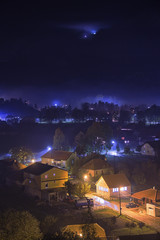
[41, 168, 68, 190]
[24, 172, 41, 189]
[141, 143, 155, 156]
[96, 177, 110, 199]
[110, 186, 131, 198]
[41, 157, 54, 165]
[96, 177, 131, 199]
[41, 153, 76, 169]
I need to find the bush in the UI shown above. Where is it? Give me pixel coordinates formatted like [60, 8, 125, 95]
[138, 222, 145, 228]
[111, 216, 116, 225]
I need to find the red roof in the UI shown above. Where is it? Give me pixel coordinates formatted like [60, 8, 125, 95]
[96, 174, 131, 188]
[41, 150, 73, 161]
[132, 188, 160, 201]
[81, 158, 110, 170]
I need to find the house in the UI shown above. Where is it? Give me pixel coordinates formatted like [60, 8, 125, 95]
[141, 141, 160, 157]
[63, 223, 107, 240]
[23, 162, 68, 201]
[96, 174, 131, 199]
[81, 158, 113, 178]
[41, 150, 76, 168]
[132, 188, 160, 206]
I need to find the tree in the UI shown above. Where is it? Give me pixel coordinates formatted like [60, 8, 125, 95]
[73, 182, 91, 198]
[116, 144, 120, 153]
[82, 224, 100, 240]
[9, 146, 33, 164]
[85, 122, 113, 153]
[0, 209, 42, 240]
[65, 181, 75, 196]
[53, 128, 65, 150]
[41, 215, 58, 238]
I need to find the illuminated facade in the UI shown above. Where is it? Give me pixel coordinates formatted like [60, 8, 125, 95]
[96, 174, 131, 199]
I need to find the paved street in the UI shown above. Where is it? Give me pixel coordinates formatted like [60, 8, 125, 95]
[86, 193, 160, 232]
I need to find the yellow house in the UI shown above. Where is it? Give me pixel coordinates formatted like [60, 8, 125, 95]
[23, 162, 68, 200]
[96, 174, 131, 199]
[63, 223, 107, 240]
[41, 150, 76, 168]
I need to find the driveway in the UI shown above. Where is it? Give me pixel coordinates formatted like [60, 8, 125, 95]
[86, 193, 160, 232]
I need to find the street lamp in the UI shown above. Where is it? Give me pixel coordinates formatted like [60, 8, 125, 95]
[84, 175, 88, 181]
[119, 187, 122, 215]
[31, 159, 35, 163]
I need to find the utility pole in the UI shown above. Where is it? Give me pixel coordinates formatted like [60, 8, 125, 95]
[119, 188, 122, 215]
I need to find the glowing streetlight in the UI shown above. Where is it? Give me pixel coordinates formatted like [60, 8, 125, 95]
[31, 159, 35, 163]
[79, 233, 83, 237]
[47, 146, 51, 151]
[84, 175, 88, 180]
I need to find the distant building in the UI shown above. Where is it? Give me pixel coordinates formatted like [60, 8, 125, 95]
[96, 174, 131, 199]
[132, 188, 160, 206]
[81, 158, 113, 178]
[41, 150, 76, 168]
[23, 162, 68, 201]
[141, 141, 160, 157]
[63, 223, 107, 240]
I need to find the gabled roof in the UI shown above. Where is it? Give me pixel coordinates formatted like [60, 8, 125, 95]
[96, 174, 131, 188]
[23, 162, 53, 175]
[81, 158, 110, 170]
[41, 150, 73, 161]
[64, 223, 107, 239]
[142, 141, 160, 150]
[132, 188, 160, 201]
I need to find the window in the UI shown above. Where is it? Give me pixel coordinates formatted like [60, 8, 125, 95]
[98, 186, 108, 192]
[45, 183, 48, 188]
[45, 175, 48, 179]
[113, 188, 119, 192]
[120, 187, 127, 191]
[53, 173, 55, 176]
[29, 180, 31, 184]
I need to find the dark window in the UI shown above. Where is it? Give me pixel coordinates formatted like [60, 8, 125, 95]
[45, 183, 48, 188]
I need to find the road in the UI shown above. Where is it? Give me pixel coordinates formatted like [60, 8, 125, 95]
[86, 193, 160, 232]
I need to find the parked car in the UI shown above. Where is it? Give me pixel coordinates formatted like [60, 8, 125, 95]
[126, 202, 139, 208]
[65, 195, 79, 203]
[75, 198, 94, 209]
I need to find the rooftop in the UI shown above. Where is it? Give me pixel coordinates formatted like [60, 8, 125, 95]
[41, 150, 73, 161]
[96, 173, 131, 188]
[132, 188, 160, 201]
[63, 223, 107, 240]
[23, 162, 53, 175]
[81, 158, 110, 170]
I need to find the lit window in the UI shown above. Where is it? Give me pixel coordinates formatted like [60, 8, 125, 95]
[120, 186, 127, 191]
[53, 173, 55, 176]
[29, 180, 31, 184]
[99, 186, 108, 192]
[45, 175, 48, 179]
[113, 188, 119, 192]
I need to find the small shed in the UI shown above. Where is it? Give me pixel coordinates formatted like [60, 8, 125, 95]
[146, 203, 160, 217]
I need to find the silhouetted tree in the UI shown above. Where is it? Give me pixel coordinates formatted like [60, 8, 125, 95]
[9, 146, 33, 164]
[0, 209, 42, 240]
[53, 128, 65, 150]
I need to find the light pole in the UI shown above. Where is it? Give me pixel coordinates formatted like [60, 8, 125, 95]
[119, 187, 122, 215]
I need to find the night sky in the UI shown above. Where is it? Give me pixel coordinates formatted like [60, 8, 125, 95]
[1, 1, 160, 106]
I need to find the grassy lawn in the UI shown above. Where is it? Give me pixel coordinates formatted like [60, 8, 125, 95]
[93, 208, 119, 218]
[113, 226, 157, 236]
